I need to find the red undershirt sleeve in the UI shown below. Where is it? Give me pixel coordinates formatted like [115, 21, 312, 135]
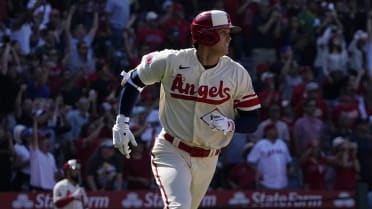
[54, 195, 75, 208]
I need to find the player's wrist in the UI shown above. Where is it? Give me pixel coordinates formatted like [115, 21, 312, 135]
[68, 193, 79, 200]
[228, 119, 235, 132]
[116, 114, 130, 124]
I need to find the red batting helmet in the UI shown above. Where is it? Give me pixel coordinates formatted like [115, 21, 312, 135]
[63, 159, 81, 174]
[190, 10, 241, 46]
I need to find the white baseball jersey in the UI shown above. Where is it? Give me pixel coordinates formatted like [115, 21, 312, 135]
[53, 179, 87, 209]
[136, 48, 261, 149]
[247, 138, 292, 189]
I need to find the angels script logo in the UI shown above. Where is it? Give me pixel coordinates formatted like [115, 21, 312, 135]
[170, 74, 231, 104]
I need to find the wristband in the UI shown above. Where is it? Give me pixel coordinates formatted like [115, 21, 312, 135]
[116, 114, 130, 124]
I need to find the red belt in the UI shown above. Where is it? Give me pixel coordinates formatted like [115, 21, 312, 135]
[164, 133, 221, 157]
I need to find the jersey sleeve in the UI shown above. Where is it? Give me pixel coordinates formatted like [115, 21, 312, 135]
[234, 68, 261, 112]
[283, 141, 292, 163]
[136, 50, 174, 85]
[53, 184, 73, 207]
[367, 43, 372, 77]
[247, 142, 261, 163]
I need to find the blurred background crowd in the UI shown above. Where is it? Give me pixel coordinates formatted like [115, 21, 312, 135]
[0, 0, 371, 202]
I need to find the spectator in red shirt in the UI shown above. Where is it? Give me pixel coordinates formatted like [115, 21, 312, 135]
[227, 142, 256, 190]
[294, 81, 329, 121]
[300, 140, 329, 190]
[328, 136, 360, 190]
[123, 140, 152, 190]
[257, 71, 281, 119]
[135, 11, 165, 51]
[332, 88, 360, 128]
[75, 117, 111, 184]
[160, 3, 190, 48]
[87, 62, 120, 104]
[291, 65, 314, 108]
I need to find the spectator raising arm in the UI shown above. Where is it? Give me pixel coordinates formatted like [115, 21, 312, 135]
[367, 10, 372, 77]
[1, 43, 11, 75]
[30, 115, 39, 151]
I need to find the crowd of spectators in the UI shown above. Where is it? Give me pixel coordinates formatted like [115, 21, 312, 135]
[0, 1, 371, 206]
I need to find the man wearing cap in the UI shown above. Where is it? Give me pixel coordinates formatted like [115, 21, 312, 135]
[135, 11, 165, 52]
[86, 139, 123, 191]
[247, 123, 293, 189]
[112, 10, 260, 209]
[12, 125, 31, 191]
[29, 115, 58, 191]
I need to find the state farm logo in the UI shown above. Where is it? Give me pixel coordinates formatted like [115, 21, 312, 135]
[122, 192, 143, 208]
[229, 192, 250, 205]
[334, 192, 354, 207]
[12, 194, 33, 209]
[121, 192, 215, 208]
[12, 193, 109, 209]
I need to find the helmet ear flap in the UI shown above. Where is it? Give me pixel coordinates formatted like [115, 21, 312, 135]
[193, 28, 220, 46]
[200, 28, 220, 46]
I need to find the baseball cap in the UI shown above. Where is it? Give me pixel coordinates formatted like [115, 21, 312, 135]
[305, 82, 320, 92]
[162, 0, 173, 10]
[332, 136, 345, 148]
[13, 125, 26, 143]
[281, 99, 289, 107]
[100, 139, 114, 147]
[101, 102, 112, 111]
[133, 105, 145, 115]
[264, 123, 277, 133]
[261, 71, 275, 81]
[146, 11, 158, 21]
[21, 128, 33, 138]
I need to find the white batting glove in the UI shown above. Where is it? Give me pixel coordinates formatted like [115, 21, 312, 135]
[210, 115, 235, 135]
[71, 188, 83, 200]
[80, 187, 88, 205]
[112, 115, 138, 159]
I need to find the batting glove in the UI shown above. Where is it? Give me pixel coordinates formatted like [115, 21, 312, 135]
[112, 115, 138, 159]
[71, 188, 83, 200]
[210, 115, 235, 135]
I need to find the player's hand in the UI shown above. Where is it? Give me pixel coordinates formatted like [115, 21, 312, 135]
[210, 114, 235, 135]
[112, 115, 137, 159]
[71, 188, 84, 200]
[80, 187, 89, 205]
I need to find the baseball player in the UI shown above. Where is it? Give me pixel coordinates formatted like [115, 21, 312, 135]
[112, 10, 261, 209]
[53, 159, 88, 209]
